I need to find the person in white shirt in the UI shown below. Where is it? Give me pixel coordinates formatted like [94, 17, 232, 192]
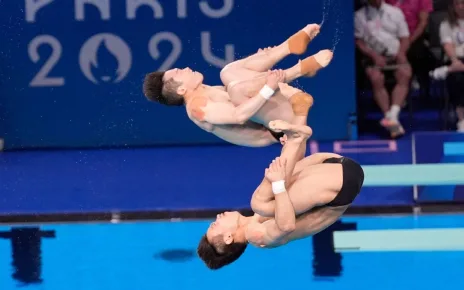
[355, 0, 411, 138]
[439, 0, 464, 132]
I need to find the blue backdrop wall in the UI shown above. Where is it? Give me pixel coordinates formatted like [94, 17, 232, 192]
[0, 0, 355, 150]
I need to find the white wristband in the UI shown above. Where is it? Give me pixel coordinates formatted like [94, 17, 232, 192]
[259, 85, 275, 100]
[272, 180, 286, 194]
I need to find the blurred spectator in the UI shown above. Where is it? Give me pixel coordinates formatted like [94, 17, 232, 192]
[355, 0, 412, 138]
[385, 0, 434, 91]
[439, 0, 464, 131]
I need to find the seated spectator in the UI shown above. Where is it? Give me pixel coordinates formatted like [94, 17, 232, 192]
[440, 0, 464, 132]
[385, 0, 434, 91]
[355, 0, 412, 138]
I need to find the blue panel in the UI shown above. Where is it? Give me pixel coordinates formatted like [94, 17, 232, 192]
[0, 0, 356, 149]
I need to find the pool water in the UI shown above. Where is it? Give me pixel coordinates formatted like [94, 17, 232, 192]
[1, 214, 463, 290]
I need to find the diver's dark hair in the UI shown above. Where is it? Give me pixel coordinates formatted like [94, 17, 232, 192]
[197, 235, 248, 270]
[143, 71, 184, 106]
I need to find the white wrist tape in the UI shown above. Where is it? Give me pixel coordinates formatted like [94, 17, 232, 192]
[272, 180, 286, 194]
[259, 85, 275, 100]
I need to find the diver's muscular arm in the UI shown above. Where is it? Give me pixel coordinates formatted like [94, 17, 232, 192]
[251, 189, 296, 246]
[265, 158, 296, 235]
[250, 128, 310, 217]
[190, 94, 270, 125]
[190, 70, 283, 125]
[272, 186, 296, 233]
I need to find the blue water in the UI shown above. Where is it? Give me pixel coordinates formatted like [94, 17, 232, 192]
[0, 214, 463, 290]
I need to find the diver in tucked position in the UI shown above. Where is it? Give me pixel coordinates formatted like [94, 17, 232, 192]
[143, 24, 332, 147]
[197, 84, 364, 270]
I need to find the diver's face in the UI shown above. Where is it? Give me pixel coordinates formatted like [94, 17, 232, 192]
[163, 67, 204, 95]
[206, 211, 241, 246]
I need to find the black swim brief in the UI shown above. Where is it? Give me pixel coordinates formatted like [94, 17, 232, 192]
[323, 157, 364, 207]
